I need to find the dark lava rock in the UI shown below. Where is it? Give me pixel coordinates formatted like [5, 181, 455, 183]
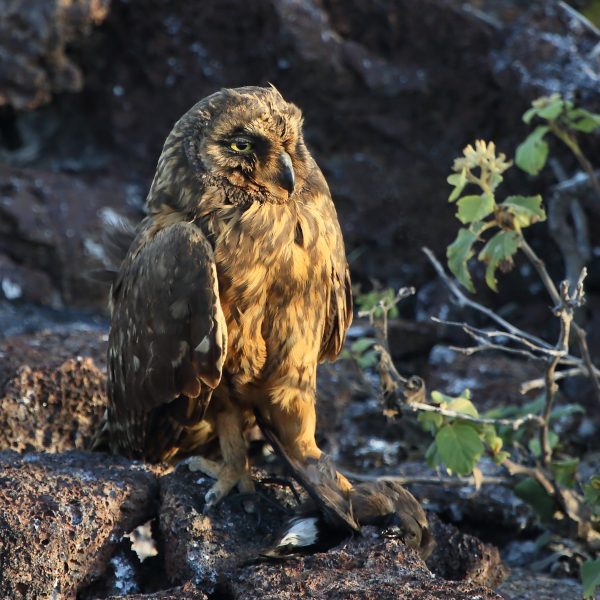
[105, 582, 208, 600]
[227, 529, 504, 600]
[496, 567, 588, 600]
[0, 163, 140, 311]
[0, 450, 158, 600]
[425, 347, 542, 411]
[427, 513, 507, 588]
[158, 464, 297, 593]
[0, 0, 110, 110]
[158, 462, 506, 599]
[3, 0, 599, 304]
[379, 459, 537, 536]
[0, 330, 108, 453]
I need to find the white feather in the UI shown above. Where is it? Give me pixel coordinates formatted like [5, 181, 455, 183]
[278, 517, 319, 548]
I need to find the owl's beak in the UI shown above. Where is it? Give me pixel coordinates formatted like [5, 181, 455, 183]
[277, 151, 295, 195]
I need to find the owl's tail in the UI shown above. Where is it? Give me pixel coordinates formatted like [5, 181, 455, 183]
[85, 211, 139, 285]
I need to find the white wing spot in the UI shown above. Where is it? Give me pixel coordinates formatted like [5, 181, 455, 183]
[278, 517, 318, 548]
[195, 336, 211, 354]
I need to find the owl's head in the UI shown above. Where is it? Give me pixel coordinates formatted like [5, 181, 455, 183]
[186, 86, 311, 205]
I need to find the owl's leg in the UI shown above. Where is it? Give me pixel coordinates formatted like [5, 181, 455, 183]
[196, 406, 254, 511]
[268, 395, 353, 493]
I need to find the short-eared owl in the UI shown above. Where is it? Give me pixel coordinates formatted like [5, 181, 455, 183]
[106, 86, 352, 507]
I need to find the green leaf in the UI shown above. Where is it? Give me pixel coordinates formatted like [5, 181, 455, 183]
[456, 194, 495, 224]
[522, 107, 538, 124]
[448, 169, 467, 202]
[528, 431, 559, 458]
[516, 126, 549, 175]
[447, 396, 479, 418]
[581, 558, 600, 599]
[536, 97, 564, 120]
[482, 426, 503, 454]
[514, 477, 555, 522]
[584, 475, 600, 515]
[550, 458, 579, 488]
[351, 337, 376, 354]
[447, 228, 478, 292]
[489, 173, 504, 192]
[357, 350, 379, 369]
[478, 230, 520, 292]
[418, 411, 444, 434]
[566, 107, 600, 133]
[493, 450, 510, 465]
[425, 440, 442, 469]
[435, 423, 484, 476]
[501, 195, 546, 228]
[430, 390, 448, 405]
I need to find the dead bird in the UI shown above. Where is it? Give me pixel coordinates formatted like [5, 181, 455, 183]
[255, 410, 434, 560]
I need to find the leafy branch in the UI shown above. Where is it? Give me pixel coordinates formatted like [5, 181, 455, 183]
[445, 139, 600, 405]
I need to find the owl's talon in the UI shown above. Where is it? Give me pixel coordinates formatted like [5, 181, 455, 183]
[203, 489, 219, 513]
[242, 497, 257, 514]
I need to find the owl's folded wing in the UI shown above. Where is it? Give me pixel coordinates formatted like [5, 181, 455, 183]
[319, 259, 352, 362]
[107, 220, 227, 460]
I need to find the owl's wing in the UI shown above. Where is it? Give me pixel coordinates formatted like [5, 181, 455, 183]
[319, 232, 353, 361]
[107, 220, 227, 461]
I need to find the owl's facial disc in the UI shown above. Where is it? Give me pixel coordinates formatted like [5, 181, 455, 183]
[221, 130, 297, 202]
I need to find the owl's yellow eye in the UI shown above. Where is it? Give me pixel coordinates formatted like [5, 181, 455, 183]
[230, 140, 253, 153]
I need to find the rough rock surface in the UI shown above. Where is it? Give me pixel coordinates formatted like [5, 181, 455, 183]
[0, 164, 140, 311]
[0, 0, 110, 110]
[0, 450, 158, 600]
[158, 464, 298, 593]
[0, 330, 108, 452]
[105, 582, 208, 600]
[426, 513, 507, 588]
[496, 567, 589, 600]
[227, 530, 504, 600]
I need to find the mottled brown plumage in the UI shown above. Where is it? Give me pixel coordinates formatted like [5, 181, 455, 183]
[106, 86, 352, 507]
[256, 410, 433, 560]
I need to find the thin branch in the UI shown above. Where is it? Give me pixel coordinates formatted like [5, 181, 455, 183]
[343, 470, 513, 487]
[401, 398, 544, 430]
[449, 342, 547, 362]
[423, 247, 600, 390]
[519, 240, 600, 405]
[431, 317, 568, 358]
[520, 367, 585, 394]
[423, 247, 554, 351]
[540, 279, 576, 466]
[377, 344, 544, 430]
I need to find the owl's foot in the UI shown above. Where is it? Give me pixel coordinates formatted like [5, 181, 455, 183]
[188, 456, 256, 513]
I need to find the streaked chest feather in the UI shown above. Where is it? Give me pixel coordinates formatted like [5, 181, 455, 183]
[212, 199, 332, 382]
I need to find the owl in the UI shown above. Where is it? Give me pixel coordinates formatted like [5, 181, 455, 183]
[106, 86, 353, 509]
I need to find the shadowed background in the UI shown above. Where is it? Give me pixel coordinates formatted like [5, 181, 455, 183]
[1, 0, 599, 329]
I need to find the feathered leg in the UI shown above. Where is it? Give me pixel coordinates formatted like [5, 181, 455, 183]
[188, 401, 254, 510]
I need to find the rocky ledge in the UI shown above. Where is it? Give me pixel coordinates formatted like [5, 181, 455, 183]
[0, 329, 508, 599]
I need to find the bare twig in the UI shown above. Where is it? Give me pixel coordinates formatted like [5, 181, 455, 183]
[423, 247, 600, 397]
[423, 247, 554, 350]
[519, 240, 600, 405]
[520, 367, 585, 394]
[540, 279, 577, 466]
[377, 344, 544, 430]
[402, 397, 544, 430]
[432, 317, 570, 359]
[343, 470, 513, 487]
[358, 286, 415, 346]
